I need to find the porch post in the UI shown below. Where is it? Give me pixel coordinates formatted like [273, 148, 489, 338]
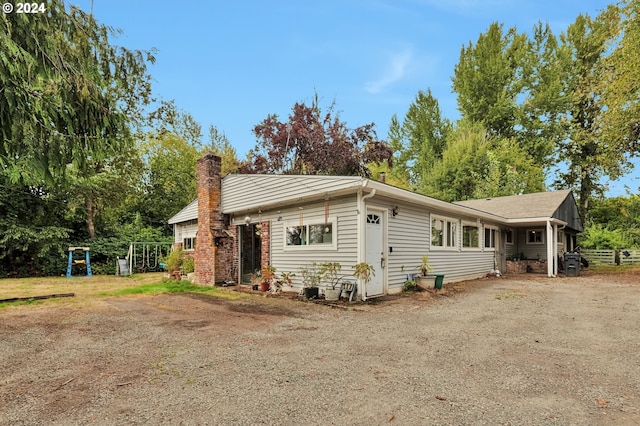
[546, 220, 554, 277]
[553, 223, 558, 276]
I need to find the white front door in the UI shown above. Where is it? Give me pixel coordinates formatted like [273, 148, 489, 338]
[365, 209, 385, 297]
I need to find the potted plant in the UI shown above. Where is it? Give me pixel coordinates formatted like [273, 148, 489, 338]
[298, 262, 322, 299]
[415, 255, 443, 290]
[260, 265, 276, 292]
[320, 262, 342, 301]
[271, 271, 295, 293]
[250, 271, 261, 291]
[350, 262, 374, 300]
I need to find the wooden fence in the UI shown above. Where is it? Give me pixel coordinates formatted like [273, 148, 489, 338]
[580, 249, 640, 265]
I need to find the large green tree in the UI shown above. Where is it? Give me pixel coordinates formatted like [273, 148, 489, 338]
[420, 120, 545, 202]
[599, 0, 640, 178]
[388, 89, 451, 190]
[0, 1, 155, 181]
[554, 5, 624, 219]
[452, 21, 571, 170]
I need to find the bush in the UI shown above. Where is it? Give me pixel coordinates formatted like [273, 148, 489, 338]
[163, 247, 184, 272]
[182, 256, 194, 274]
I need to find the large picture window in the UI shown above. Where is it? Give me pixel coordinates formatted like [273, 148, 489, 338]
[431, 216, 457, 249]
[463, 222, 479, 248]
[285, 219, 336, 249]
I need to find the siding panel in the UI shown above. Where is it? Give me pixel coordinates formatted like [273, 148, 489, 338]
[232, 196, 359, 289]
[222, 175, 364, 213]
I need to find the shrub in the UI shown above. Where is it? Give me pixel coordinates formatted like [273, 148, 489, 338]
[164, 247, 184, 272]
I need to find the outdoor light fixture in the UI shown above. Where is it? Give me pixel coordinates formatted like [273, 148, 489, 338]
[244, 216, 251, 224]
[392, 206, 398, 217]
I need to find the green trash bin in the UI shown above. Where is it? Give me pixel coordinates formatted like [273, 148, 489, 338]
[427, 274, 445, 289]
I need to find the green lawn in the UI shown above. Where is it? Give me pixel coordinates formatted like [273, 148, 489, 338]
[0, 273, 246, 308]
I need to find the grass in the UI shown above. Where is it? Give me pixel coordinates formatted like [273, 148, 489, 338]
[589, 263, 640, 274]
[107, 280, 221, 296]
[495, 292, 526, 300]
[0, 273, 246, 309]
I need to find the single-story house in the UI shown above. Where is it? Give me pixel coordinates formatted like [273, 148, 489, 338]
[168, 153, 583, 300]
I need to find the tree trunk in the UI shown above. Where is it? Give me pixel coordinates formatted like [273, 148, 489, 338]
[85, 193, 95, 239]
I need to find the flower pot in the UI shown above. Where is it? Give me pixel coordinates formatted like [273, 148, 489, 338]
[260, 281, 270, 292]
[303, 287, 319, 299]
[416, 275, 436, 290]
[324, 288, 341, 301]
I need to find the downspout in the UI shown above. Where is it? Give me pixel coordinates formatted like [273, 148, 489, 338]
[358, 186, 376, 301]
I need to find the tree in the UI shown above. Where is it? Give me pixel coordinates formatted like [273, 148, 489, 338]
[452, 21, 564, 169]
[135, 132, 200, 229]
[0, 171, 71, 276]
[387, 89, 451, 190]
[241, 94, 392, 176]
[209, 125, 240, 176]
[419, 120, 545, 202]
[554, 5, 624, 219]
[0, 0, 155, 182]
[599, 0, 640, 178]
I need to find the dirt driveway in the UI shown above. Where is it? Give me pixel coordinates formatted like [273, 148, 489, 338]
[1, 272, 639, 425]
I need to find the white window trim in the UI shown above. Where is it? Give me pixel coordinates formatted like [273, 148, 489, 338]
[484, 225, 498, 251]
[505, 229, 514, 245]
[183, 236, 196, 251]
[283, 217, 338, 251]
[430, 214, 459, 251]
[462, 220, 481, 250]
[526, 228, 545, 245]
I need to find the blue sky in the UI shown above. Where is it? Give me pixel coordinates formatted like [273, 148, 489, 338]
[73, 0, 637, 196]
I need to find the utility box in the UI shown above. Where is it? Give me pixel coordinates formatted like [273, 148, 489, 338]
[564, 252, 581, 277]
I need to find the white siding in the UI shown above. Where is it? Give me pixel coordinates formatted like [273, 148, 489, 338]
[368, 196, 499, 292]
[231, 196, 359, 290]
[174, 222, 197, 245]
[222, 175, 364, 213]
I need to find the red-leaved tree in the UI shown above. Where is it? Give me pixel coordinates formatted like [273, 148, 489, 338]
[241, 96, 392, 176]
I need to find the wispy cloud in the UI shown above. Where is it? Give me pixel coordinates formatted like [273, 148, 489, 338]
[365, 48, 413, 94]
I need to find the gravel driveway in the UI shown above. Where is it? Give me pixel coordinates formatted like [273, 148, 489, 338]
[1, 272, 639, 425]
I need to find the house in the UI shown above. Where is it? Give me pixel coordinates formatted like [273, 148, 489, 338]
[168, 153, 583, 299]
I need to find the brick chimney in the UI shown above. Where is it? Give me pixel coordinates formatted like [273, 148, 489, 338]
[195, 153, 223, 285]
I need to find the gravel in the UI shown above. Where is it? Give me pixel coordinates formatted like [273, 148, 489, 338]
[1, 273, 639, 425]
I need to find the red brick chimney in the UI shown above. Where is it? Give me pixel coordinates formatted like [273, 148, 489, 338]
[195, 153, 223, 285]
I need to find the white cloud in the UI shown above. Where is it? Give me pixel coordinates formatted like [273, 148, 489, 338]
[365, 49, 413, 94]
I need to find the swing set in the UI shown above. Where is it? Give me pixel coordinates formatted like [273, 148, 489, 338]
[118, 242, 172, 275]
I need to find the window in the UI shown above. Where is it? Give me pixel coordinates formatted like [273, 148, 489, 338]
[463, 223, 479, 248]
[506, 229, 513, 244]
[484, 227, 496, 249]
[285, 219, 335, 249]
[431, 216, 457, 249]
[557, 231, 564, 243]
[527, 229, 544, 244]
[183, 237, 196, 250]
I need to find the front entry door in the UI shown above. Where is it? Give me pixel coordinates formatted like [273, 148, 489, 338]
[240, 224, 261, 284]
[365, 209, 384, 297]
